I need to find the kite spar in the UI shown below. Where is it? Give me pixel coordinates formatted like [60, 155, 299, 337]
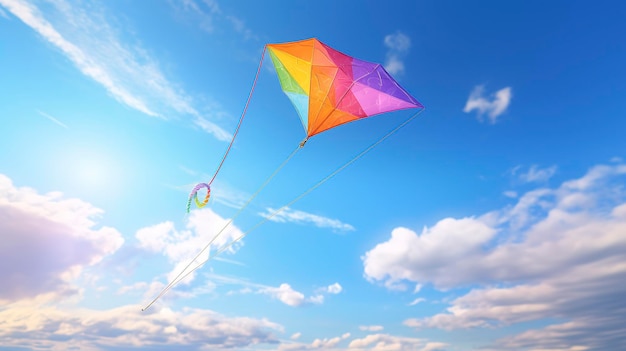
[143, 38, 424, 311]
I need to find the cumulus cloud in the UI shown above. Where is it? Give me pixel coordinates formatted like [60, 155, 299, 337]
[1, 0, 231, 141]
[278, 332, 351, 350]
[320, 283, 343, 294]
[464, 85, 512, 123]
[259, 283, 307, 307]
[136, 208, 244, 285]
[364, 163, 626, 350]
[363, 218, 497, 289]
[0, 303, 282, 350]
[259, 282, 342, 307]
[348, 334, 447, 351]
[383, 31, 411, 76]
[260, 206, 355, 233]
[0, 174, 123, 301]
[279, 332, 446, 351]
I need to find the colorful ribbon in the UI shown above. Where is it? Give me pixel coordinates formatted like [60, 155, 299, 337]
[187, 183, 211, 213]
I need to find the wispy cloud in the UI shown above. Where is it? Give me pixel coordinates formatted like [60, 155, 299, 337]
[260, 207, 355, 233]
[37, 109, 68, 128]
[409, 297, 426, 306]
[503, 190, 518, 198]
[0, 6, 8, 18]
[179, 165, 199, 176]
[383, 31, 411, 76]
[463, 85, 512, 123]
[512, 164, 558, 183]
[1, 0, 231, 141]
[359, 325, 384, 332]
[171, 0, 256, 40]
[207, 274, 342, 307]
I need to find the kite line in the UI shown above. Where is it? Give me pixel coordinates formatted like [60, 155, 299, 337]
[187, 46, 268, 212]
[142, 107, 425, 311]
[143, 141, 303, 311]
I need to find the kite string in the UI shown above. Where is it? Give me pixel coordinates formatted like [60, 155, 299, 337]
[171, 107, 426, 286]
[208, 46, 267, 186]
[142, 142, 303, 311]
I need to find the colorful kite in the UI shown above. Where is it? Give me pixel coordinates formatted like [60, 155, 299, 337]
[267, 38, 423, 138]
[148, 38, 424, 311]
[186, 38, 423, 212]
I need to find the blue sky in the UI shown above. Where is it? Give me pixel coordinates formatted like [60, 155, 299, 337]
[1, 1, 625, 350]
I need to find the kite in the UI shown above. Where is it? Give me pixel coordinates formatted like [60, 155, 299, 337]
[145, 38, 424, 311]
[267, 38, 422, 138]
[185, 38, 423, 213]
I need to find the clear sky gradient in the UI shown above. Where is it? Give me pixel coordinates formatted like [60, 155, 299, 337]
[1, 1, 625, 350]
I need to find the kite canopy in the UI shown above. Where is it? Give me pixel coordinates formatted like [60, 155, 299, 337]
[267, 38, 423, 138]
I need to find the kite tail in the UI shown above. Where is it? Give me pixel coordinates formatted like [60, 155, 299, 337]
[160, 107, 427, 295]
[187, 46, 268, 213]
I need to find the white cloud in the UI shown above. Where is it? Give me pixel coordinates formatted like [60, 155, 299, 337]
[365, 164, 626, 288]
[260, 206, 355, 233]
[196, 274, 341, 307]
[513, 164, 558, 183]
[258, 282, 341, 307]
[179, 165, 199, 176]
[409, 297, 426, 306]
[0, 6, 8, 18]
[348, 334, 447, 351]
[136, 208, 244, 285]
[321, 282, 343, 294]
[383, 31, 411, 76]
[0, 174, 123, 301]
[309, 294, 325, 304]
[463, 85, 512, 123]
[37, 109, 68, 128]
[291, 332, 302, 340]
[172, 0, 256, 40]
[0, 303, 283, 350]
[279, 332, 351, 350]
[278, 333, 447, 351]
[363, 163, 626, 350]
[259, 283, 307, 307]
[492, 319, 620, 351]
[359, 325, 384, 332]
[1, 0, 231, 141]
[363, 218, 497, 288]
[503, 190, 518, 198]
